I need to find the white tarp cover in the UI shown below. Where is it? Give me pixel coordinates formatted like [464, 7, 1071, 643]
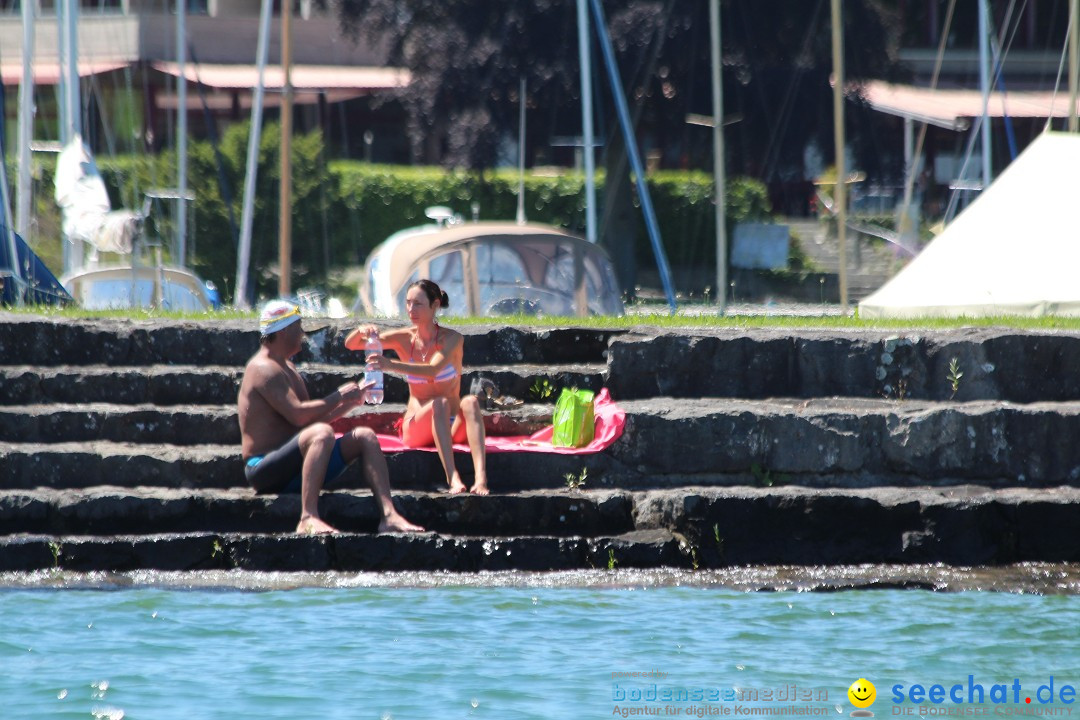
[859, 131, 1080, 318]
[55, 136, 139, 255]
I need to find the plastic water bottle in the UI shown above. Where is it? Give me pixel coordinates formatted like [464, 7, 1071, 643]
[363, 332, 384, 405]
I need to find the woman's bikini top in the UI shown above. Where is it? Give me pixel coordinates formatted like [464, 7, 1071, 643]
[405, 326, 458, 384]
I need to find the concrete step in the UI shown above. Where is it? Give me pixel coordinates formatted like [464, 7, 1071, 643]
[0, 364, 244, 406]
[10, 320, 1080, 405]
[2, 486, 1078, 570]
[637, 484, 1080, 566]
[608, 328, 1080, 403]
[0, 363, 605, 407]
[786, 217, 905, 276]
[615, 397, 1080, 487]
[0, 318, 621, 367]
[0, 438, 603, 491]
[0, 529, 689, 573]
[0, 403, 241, 445]
[0, 440, 242, 489]
[0, 487, 635, 538]
[0, 402, 555, 444]
[5, 397, 1080, 490]
[0, 438, 606, 491]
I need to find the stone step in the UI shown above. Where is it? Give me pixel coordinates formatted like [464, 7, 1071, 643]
[0, 439, 601, 491]
[2, 486, 1078, 570]
[0, 364, 244, 406]
[616, 397, 1080, 486]
[0, 402, 555, 445]
[10, 320, 1080, 405]
[5, 397, 1080, 489]
[0, 403, 241, 445]
[785, 217, 905, 276]
[0, 529, 688, 573]
[0, 318, 620, 367]
[0, 438, 607, 491]
[0, 487, 635, 538]
[608, 328, 1080, 403]
[0, 362, 605, 407]
[634, 484, 1080, 566]
[0, 440, 242, 489]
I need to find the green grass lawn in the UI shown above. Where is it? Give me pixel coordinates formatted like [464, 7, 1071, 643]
[446, 313, 1080, 330]
[1, 306, 254, 321]
[7, 304, 1080, 331]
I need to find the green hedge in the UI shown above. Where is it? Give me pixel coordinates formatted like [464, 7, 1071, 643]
[10, 127, 772, 303]
[335, 163, 773, 274]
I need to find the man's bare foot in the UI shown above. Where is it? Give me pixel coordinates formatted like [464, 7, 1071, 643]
[296, 515, 338, 535]
[378, 513, 426, 533]
[470, 472, 489, 495]
[448, 472, 468, 494]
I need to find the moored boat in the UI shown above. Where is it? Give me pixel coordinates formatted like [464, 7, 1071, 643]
[357, 208, 624, 318]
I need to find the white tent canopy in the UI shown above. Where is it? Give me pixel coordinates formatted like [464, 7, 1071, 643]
[859, 131, 1080, 318]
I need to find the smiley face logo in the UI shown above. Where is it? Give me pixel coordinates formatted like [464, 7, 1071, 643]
[848, 679, 876, 717]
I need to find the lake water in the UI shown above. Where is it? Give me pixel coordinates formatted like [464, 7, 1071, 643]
[3, 567, 1080, 720]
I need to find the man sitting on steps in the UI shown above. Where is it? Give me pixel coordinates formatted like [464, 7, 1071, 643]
[237, 300, 424, 535]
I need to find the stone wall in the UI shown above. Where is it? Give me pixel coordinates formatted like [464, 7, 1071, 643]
[2, 316, 1078, 573]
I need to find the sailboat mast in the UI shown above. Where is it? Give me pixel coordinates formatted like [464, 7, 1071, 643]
[16, 0, 34, 240]
[235, 0, 273, 309]
[711, 0, 727, 314]
[576, 0, 596, 244]
[1070, 0, 1079, 132]
[978, 0, 992, 187]
[588, 0, 677, 313]
[279, 0, 294, 298]
[516, 77, 527, 225]
[831, 0, 848, 308]
[58, 0, 80, 145]
[177, 0, 188, 267]
[58, 0, 82, 275]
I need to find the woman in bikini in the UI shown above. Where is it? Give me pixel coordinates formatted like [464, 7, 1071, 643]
[346, 279, 488, 495]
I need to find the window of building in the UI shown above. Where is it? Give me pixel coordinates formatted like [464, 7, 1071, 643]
[171, 0, 208, 13]
[81, 0, 124, 12]
[272, 0, 313, 17]
[32, 1, 126, 12]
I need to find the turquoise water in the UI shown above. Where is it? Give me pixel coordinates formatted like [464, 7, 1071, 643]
[3, 571, 1080, 720]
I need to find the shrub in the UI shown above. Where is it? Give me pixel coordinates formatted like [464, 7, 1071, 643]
[13, 144, 772, 304]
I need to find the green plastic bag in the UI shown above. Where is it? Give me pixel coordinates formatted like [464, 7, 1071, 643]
[551, 388, 596, 448]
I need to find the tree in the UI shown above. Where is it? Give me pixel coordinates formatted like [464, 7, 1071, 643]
[326, 0, 904, 293]
[326, 0, 904, 177]
[328, 0, 583, 168]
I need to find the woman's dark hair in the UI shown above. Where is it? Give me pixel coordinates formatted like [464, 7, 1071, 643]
[409, 279, 450, 309]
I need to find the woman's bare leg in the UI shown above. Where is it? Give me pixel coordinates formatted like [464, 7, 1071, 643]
[403, 398, 465, 493]
[454, 395, 488, 494]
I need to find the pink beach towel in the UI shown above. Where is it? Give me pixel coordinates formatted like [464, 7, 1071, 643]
[334, 388, 625, 455]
